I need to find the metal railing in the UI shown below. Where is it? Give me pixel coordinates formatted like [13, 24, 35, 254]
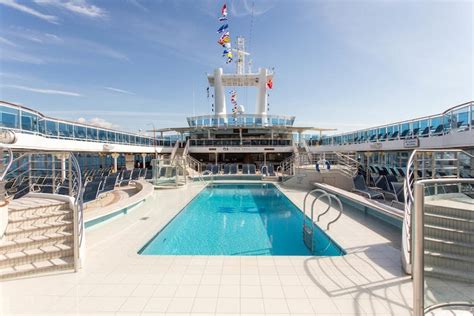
[315, 101, 473, 147]
[302, 189, 343, 252]
[413, 178, 474, 316]
[187, 138, 292, 147]
[2, 150, 84, 271]
[186, 113, 296, 128]
[402, 149, 474, 274]
[0, 101, 176, 148]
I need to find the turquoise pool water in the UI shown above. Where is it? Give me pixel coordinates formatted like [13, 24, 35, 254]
[139, 183, 345, 256]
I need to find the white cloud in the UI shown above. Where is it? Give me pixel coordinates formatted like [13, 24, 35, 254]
[127, 0, 148, 12]
[0, 48, 47, 64]
[34, 0, 106, 18]
[104, 87, 135, 95]
[3, 84, 82, 96]
[0, 0, 58, 23]
[0, 36, 17, 47]
[229, 0, 274, 17]
[77, 117, 117, 129]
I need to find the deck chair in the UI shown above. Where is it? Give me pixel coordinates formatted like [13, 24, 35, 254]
[230, 164, 238, 174]
[83, 180, 102, 203]
[120, 170, 132, 186]
[211, 164, 220, 175]
[390, 182, 405, 209]
[131, 169, 140, 180]
[242, 164, 249, 174]
[101, 175, 118, 193]
[248, 164, 256, 174]
[145, 169, 152, 180]
[267, 164, 275, 176]
[223, 164, 231, 175]
[353, 175, 384, 200]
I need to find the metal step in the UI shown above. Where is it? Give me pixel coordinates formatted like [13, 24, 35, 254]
[425, 236, 474, 257]
[425, 212, 474, 231]
[425, 224, 474, 244]
[425, 265, 474, 283]
[425, 205, 474, 221]
[424, 250, 474, 274]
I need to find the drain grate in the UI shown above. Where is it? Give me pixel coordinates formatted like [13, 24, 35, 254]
[140, 217, 150, 220]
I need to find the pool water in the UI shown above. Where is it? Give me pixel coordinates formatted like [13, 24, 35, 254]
[139, 183, 345, 256]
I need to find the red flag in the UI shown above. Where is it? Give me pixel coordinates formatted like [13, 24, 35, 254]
[267, 79, 273, 89]
[221, 4, 227, 17]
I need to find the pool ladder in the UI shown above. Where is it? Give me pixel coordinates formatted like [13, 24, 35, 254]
[302, 189, 343, 253]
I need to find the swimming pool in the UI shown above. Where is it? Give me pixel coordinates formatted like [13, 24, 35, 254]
[139, 183, 345, 256]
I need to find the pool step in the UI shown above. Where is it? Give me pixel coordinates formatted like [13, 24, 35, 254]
[0, 196, 76, 280]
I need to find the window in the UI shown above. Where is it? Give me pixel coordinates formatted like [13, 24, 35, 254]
[74, 125, 86, 139]
[123, 134, 130, 144]
[98, 129, 107, 141]
[0, 106, 19, 128]
[87, 127, 97, 140]
[21, 111, 38, 132]
[59, 122, 73, 137]
[107, 131, 115, 142]
[45, 120, 58, 136]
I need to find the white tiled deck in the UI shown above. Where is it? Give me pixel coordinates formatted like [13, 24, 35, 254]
[0, 182, 472, 315]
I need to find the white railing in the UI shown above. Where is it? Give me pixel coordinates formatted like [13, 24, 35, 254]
[170, 140, 180, 161]
[317, 100, 473, 146]
[2, 150, 84, 271]
[333, 152, 359, 178]
[402, 149, 474, 274]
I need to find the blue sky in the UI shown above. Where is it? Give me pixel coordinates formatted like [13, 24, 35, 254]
[0, 0, 472, 134]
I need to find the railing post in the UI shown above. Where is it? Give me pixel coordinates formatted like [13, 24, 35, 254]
[68, 154, 73, 197]
[28, 154, 32, 189]
[52, 155, 56, 193]
[413, 182, 425, 316]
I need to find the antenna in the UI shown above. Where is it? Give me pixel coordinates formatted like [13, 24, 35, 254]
[232, 36, 250, 75]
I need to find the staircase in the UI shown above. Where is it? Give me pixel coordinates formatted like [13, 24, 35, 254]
[0, 150, 84, 280]
[402, 149, 474, 280]
[0, 197, 75, 280]
[423, 203, 474, 282]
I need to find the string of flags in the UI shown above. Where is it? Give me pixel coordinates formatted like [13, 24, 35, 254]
[230, 90, 238, 113]
[217, 3, 232, 64]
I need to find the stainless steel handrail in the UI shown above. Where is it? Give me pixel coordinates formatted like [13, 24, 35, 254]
[0, 148, 13, 181]
[303, 189, 328, 217]
[413, 178, 474, 316]
[316, 193, 343, 230]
